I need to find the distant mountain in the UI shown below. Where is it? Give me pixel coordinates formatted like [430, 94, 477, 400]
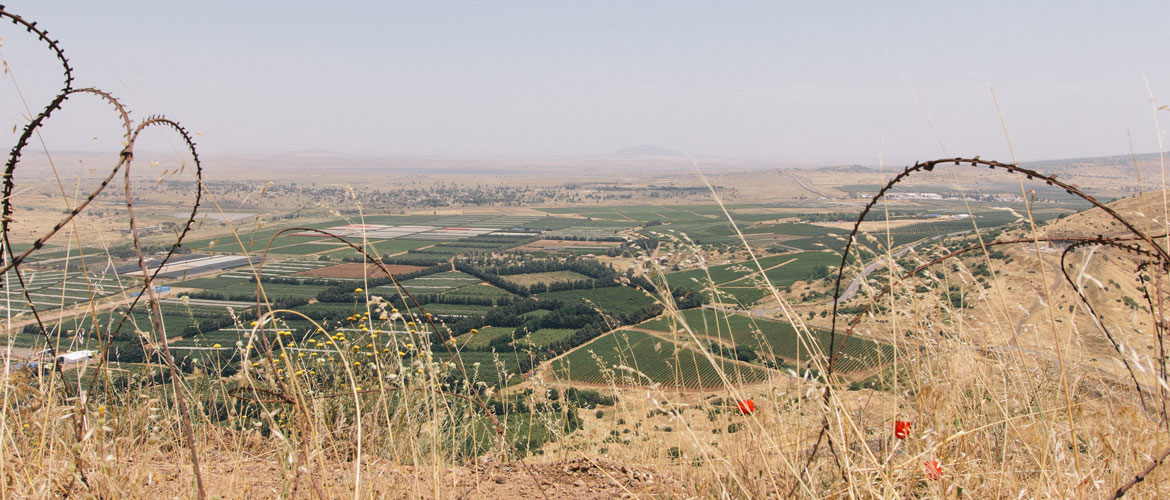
[1021, 152, 1164, 170]
[282, 148, 346, 157]
[612, 145, 686, 158]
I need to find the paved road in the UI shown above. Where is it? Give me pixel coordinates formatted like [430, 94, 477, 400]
[835, 230, 972, 304]
[781, 170, 835, 199]
[700, 304, 788, 319]
[834, 244, 920, 305]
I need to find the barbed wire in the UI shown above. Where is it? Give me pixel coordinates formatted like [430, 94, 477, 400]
[0, 6, 209, 497]
[818, 157, 1170, 498]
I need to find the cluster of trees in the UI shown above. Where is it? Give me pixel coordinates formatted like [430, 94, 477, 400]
[548, 387, 617, 408]
[623, 273, 703, 310]
[708, 341, 758, 363]
[807, 264, 831, 281]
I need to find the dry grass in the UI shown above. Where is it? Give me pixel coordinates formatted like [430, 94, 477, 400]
[6, 179, 1170, 499]
[5, 7, 1170, 499]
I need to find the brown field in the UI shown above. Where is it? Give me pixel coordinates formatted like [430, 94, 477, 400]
[809, 218, 940, 231]
[500, 270, 594, 286]
[294, 262, 426, 279]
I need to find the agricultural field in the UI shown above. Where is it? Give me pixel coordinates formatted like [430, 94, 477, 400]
[442, 283, 513, 298]
[0, 267, 141, 315]
[180, 213, 554, 258]
[665, 251, 839, 305]
[516, 328, 576, 349]
[330, 239, 438, 258]
[418, 303, 494, 317]
[520, 309, 552, 319]
[461, 410, 580, 457]
[182, 222, 342, 255]
[544, 225, 634, 240]
[500, 271, 594, 287]
[514, 239, 622, 254]
[537, 286, 656, 317]
[9, 200, 994, 386]
[640, 309, 895, 374]
[214, 258, 332, 280]
[169, 328, 252, 348]
[435, 350, 527, 387]
[295, 263, 427, 279]
[8, 300, 243, 352]
[639, 221, 745, 245]
[701, 286, 771, 307]
[287, 301, 366, 321]
[389, 271, 483, 295]
[181, 280, 332, 300]
[549, 330, 770, 388]
[420, 235, 534, 254]
[454, 326, 514, 350]
[539, 204, 745, 222]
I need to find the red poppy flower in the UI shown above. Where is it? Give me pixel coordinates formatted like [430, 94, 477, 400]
[894, 420, 912, 439]
[924, 460, 942, 480]
[736, 399, 756, 415]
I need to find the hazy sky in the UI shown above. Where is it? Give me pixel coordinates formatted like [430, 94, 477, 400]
[3, 1, 1169, 166]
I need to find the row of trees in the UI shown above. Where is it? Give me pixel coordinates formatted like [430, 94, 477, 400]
[543, 235, 625, 242]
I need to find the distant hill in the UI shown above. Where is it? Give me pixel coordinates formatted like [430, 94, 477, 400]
[612, 145, 686, 158]
[1044, 188, 1170, 237]
[821, 164, 877, 174]
[1021, 152, 1166, 170]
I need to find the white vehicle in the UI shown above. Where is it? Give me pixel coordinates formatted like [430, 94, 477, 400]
[56, 350, 94, 365]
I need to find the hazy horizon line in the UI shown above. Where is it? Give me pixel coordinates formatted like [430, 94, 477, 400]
[23, 146, 1168, 171]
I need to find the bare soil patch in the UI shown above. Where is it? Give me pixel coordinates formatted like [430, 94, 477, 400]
[501, 271, 593, 286]
[295, 263, 425, 279]
[811, 218, 934, 231]
[136, 453, 682, 499]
